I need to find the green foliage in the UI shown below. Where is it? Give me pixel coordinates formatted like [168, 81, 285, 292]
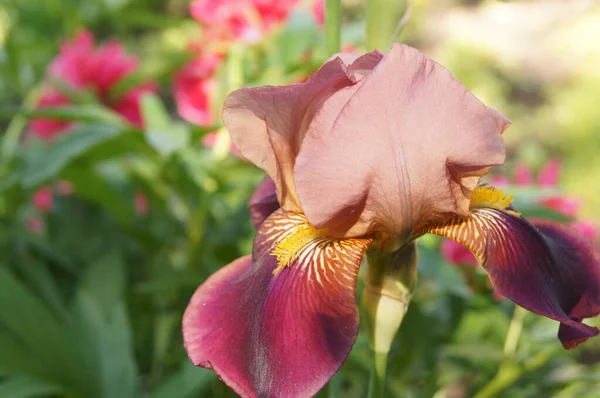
[0, 0, 599, 397]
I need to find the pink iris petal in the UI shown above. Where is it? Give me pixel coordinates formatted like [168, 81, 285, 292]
[538, 159, 561, 187]
[249, 176, 279, 228]
[294, 44, 508, 237]
[224, 52, 368, 213]
[183, 210, 371, 397]
[31, 186, 54, 213]
[513, 163, 533, 186]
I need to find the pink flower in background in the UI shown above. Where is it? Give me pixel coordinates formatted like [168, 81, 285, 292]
[30, 30, 156, 141]
[441, 239, 478, 267]
[134, 191, 149, 216]
[190, 0, 299, 44]
[191, 0, 262, 43]
[29, 89, 71, 141]
[31, 187, 53, 213]
[253, 0, 300, 30]
[489, 160, 583, 218]
[26, 217, 45, 234]
[174, 52, 223, 125]
[572, 220, 599, 242]
[312, 0, 324, 25]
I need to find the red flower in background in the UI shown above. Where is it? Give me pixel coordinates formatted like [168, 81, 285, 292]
[31, 187, 53, 213]
[174, 51, 223, 126]
[190, 0, 299, 44]
[28, 30, 154, 223]
[312, 0, 324, 25]
[30, 30, 156, 141]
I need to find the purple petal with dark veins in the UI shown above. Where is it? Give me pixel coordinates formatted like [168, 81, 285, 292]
[420, 208, 600, 349]
[183, 210, 372, 397]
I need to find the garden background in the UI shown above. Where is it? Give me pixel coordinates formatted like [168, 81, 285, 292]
[0, 0, 599, 397]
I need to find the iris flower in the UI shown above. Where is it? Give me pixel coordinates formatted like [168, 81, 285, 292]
[183, 44, 600, 397]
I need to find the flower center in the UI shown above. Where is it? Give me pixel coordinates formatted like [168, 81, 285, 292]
[270, 223, 330, 275]
[470, 186, 518, 215]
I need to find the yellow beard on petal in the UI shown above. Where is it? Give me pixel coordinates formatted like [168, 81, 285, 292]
[470, 186, 521, 216]
[270, 223, 330, 275]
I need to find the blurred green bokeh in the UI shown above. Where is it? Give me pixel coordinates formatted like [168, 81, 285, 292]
[0, 0, 599, 397]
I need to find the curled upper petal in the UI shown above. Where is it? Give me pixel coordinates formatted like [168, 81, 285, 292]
[223, 51, 382, 213]
[294, 44, 508, 238]
[420, 207, 600, 349]
[183, 210, 372, 397]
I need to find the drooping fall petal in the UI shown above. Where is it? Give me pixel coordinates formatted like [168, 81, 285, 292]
[294, 44, 509, 238]
[249, 176, 279, 228]
[419, 208, 600, 349]
[183, 210, 372, 397]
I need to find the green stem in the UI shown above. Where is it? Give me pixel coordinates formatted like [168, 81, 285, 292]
[473, 306, 533, 398]
[473, 352, 551, 398]
[366, 0, 409, 50]
[327, 370, 342, 398]
[503, 306, 526, 358]
[325, 0, 341, 56]
[367, 351, 388, 398]
[2, 86, 42, 164]
[212, 44, 244, 159]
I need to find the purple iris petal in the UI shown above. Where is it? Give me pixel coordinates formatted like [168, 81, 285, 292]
[421, 208, 600, 348]
[183, 210, 372, 397]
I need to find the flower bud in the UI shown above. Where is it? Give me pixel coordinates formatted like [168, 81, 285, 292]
[362, 241, 417, 355]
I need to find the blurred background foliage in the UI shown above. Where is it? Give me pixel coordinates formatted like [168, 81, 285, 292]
[0, 0, 599, 397]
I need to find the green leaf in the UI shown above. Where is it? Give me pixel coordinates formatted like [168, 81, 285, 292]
[21, 124, 120, 187]
[141, 93, 171, 132]
[61, 167, 134, 224]
[141, 93, 190, 156]
[325, 0, 342, 55]
[150, 361, 215, 398]
[366, 0, 409, 50]
[0, 267, 96, 395]
[0, 105, 127, 125]
[147, 123, 191, 157]
[0, 376, 63, 398]
[73, 251, 138, 398]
